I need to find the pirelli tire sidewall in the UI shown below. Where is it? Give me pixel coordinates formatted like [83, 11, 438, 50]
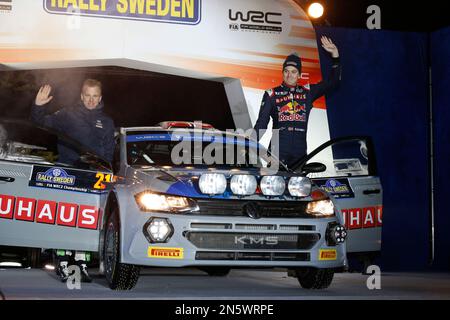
[104, 209, 140, 290]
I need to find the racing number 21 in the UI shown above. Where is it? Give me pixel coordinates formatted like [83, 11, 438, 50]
[94, 173, 114, 190]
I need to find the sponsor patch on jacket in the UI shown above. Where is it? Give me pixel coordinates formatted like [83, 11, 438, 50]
[148, 247, 184, 259]
[0, 194, 100, 230]
[319, 249, 337, 261]
[313, 178, 355, 199]
[95, 120, 103, 129]
[342, 206, 383, 229]
[276, 94, 306, 103]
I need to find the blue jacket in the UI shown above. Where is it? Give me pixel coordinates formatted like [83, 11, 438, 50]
[30, 101, 115, 164]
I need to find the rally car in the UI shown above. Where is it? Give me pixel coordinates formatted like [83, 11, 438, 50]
[0, 119, 382, 290]
[0, 119, 111, 268]
[97, 121, 354, 290]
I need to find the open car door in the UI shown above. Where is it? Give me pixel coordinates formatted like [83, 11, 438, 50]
[293, 136, 382, 263]
[0, 119, 112, 254]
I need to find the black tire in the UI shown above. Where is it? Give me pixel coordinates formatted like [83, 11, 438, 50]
[295, 268, 334, 289]
[199, 267, 231, 277]
[104, 211, 140, 290]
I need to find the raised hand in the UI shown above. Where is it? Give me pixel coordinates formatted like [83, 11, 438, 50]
[35, 84, 53, 106]
[321, 36, 339, 58]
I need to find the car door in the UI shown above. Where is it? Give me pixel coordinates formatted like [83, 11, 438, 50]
[0, 119, 112, 252]
[293, 136, 382, 255]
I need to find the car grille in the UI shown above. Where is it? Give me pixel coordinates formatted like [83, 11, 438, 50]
[185, 232, 320, 250]
[195, 251, 310, 261]
[190, 223, 316, 231]
[194, 199, 309, 218]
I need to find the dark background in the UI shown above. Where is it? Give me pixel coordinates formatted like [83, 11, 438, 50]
[295, 0, 449, 32]
[315, 26, 432, 271]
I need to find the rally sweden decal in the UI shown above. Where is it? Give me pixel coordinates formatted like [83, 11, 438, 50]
[313, 178, 355, 199]
[29, 165, 112, 194]
[44, 0, 202, 25]
[36, 168, 76, 186]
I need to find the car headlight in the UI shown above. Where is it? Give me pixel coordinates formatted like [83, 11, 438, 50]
[306, 200, 335, 217]
[288, 177, 311, 197]
[230, 175, 257, 195]
[199, 173, 227, 195]
[135, 191, 198, 213]
[260, 176, 285, 196]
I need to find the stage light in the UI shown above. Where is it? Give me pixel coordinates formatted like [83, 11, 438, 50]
[308, 2, 324, 19]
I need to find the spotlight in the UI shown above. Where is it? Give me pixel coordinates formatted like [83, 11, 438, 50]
[144, 217, 174, 243]
[308, 2, 324, 19]
[326, 223, 347, 246]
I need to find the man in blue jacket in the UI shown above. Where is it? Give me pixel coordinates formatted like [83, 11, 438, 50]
[253, 36, 341, 168]
[31, 79, 115, 282]
[31, 79, 115, 164]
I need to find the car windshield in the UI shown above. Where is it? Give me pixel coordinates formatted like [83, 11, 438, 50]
[126, 130, 285, 170]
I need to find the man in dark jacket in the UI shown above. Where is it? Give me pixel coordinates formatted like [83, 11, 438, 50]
[30, 79, 115, 283]
[31, 79, 115, 164]
[253, 36, 341, 168]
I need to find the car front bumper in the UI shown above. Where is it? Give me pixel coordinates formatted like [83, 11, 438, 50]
[120, 211, 346, 269]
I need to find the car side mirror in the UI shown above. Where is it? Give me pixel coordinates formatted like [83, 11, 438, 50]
[302, 162, 326, 174]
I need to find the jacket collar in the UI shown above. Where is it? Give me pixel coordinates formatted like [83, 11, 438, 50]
[281, 82, 298, 91]
[77, 100, 104, 114]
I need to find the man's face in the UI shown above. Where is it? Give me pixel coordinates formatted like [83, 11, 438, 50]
[283, 66, 300, 87]
[81, 85, 102, 110]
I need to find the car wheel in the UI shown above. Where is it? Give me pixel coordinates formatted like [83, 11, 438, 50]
[295, 267, 334, 289]
[199, 267, 231, 277]
[104, 211, 140, 290]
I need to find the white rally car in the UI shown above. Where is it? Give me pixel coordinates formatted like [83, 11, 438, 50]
[0, 120, 382, 290]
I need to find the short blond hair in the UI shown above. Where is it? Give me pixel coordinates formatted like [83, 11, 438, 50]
[82, 79, 102, 93]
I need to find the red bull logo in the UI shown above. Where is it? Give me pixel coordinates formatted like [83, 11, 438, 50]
[278, 102, 306, 122]
[279, 103, 292, 114]
[279, 102, 305, 115]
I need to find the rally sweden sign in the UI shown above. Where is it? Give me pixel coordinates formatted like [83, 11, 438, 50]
[44, 0, 201, 25]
